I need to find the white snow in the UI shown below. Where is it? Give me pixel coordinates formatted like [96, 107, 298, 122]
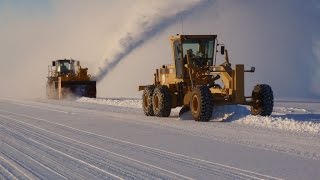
[77, 97, 320, 135]
[77, 97, 141, 108]
[236, 116, 320, 134]
[2, 98, 320, 179]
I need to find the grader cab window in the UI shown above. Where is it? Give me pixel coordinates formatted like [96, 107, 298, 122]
[182, 39, 214, 66]
[174, 41, 184, 78]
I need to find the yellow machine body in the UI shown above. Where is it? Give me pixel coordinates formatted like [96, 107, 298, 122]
[46, 59, 96, 99]
[139, 35, 273, 121]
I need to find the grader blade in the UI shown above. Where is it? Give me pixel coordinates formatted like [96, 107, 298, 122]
[179, 106, 190, 117]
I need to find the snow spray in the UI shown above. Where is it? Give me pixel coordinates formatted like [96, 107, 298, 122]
[93, 0, 213, 82]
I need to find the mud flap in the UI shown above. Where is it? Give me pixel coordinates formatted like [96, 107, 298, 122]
[179, 106, 190, 117]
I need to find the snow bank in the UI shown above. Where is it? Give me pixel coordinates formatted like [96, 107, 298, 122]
[77, 97, 141, 108]
[210, 105, 319, 134]
[273, 107, 310, 114]
[236, 116, 320, 134]
[77, 98, 320, 134]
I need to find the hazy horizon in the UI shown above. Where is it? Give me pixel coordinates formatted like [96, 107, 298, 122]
[0, 0, 319, 99]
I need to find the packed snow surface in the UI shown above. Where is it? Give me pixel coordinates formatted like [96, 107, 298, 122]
[78, 97, 141, 108]
[1, 97, 320, 179]
[78, 97, 320, 134]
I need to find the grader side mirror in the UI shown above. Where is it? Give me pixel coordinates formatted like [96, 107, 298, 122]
[220, 46, 225, 55]
[52, 61, 56, 66]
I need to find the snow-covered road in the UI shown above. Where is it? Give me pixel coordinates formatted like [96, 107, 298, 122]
[0, 98, 320, 179]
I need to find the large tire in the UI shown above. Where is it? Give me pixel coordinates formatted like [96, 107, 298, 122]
[152, 85, 172, 117]
[142, 85, 155, 116]
[251, 84, 274, 116]
[190, 85, 213, 122]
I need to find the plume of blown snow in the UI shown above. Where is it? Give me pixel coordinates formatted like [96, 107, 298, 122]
[98, 0, 320, 98]
[93, 0, 213, 82]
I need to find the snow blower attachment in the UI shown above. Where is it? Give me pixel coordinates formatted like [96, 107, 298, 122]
[46, 59, 96, 99]
[139, 34, 274, 121]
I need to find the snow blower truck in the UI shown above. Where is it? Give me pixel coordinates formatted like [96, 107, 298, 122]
[139, 34, 274, 121]
[46, 59, 96, 99]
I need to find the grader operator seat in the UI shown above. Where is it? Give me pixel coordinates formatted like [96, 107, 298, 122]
[183, 49, 205, 68]
[182, 38, 214, 68]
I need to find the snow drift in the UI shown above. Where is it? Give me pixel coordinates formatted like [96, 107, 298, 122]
[78, 97, 320, 135]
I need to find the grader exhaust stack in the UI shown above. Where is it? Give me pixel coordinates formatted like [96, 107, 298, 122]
[139, 34, 273, 121]
[46, 59, 96, 99]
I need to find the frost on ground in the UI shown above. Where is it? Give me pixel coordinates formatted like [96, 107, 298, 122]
[78, 97, 141, 108]
[77, 97, 320, 134]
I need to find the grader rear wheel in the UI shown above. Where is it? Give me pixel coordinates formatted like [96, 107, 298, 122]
[190, 85, 213, 122]
[152, 85, 172, 117]
[142, 85, 155, 116]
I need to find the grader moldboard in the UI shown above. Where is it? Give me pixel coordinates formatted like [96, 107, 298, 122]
[139, 34, 274, 122]
[46, 59, 96, 99]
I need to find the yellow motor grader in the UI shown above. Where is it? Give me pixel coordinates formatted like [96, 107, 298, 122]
[46, 59, 96, 99]
[139, 34, 273, 121]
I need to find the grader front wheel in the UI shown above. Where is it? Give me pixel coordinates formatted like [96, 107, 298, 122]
[190, 85, 213, 122]
[251, 84, 274, 116]
[142, 85, 155, 116]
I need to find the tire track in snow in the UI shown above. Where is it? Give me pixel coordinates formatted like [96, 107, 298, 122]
[0, 156, 18, 180]
[0, 111, 281, 180]
[0, 125, 121, 180]
[0, 116, 192, 180]
[0, 136, 67, 180]
[2, 99, 319, 161]
[0, 155, 32, 180]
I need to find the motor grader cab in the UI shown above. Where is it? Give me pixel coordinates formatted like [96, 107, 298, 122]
[46, 59, 96, 99]
[139, 34, 273, 121]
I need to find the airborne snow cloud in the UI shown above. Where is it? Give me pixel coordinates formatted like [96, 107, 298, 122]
[93, 0, 212, 82]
